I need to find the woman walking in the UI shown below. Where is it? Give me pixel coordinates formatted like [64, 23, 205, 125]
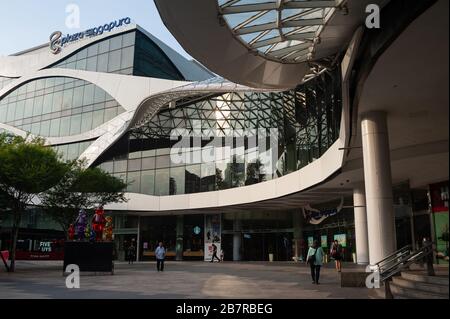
[330, 240, 343, 272]
[306, 240, 324, 284]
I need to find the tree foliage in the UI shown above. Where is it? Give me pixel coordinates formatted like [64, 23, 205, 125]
[40, 159, 128, 233]
[0, 133, 70, 271]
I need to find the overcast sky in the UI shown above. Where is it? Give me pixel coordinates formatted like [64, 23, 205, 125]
[0, 0, 191, 58]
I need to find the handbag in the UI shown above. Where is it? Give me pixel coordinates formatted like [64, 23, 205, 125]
[307, 247, 318, 265]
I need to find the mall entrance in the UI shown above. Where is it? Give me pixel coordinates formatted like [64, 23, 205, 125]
[241, 232, 293, 261]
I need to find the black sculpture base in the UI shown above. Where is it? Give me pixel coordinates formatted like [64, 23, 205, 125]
[63, 241, 114, 274]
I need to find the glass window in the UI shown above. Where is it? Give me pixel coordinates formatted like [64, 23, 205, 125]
[76, 49, 88, 60]
[127, 171, 141, 193]
[40, 120, 50, 136]
[59, 116, 70, 136]
[73, 86, 84, 108]
[185, 165, 201, 194]
[75, 59, 87, 70]
[86, 56, 97, 71]
[170, 166, 185, 195]
[122, 32, 135, 47]
[87, 43, 99, 57]
[141, 157, 155, 170]
[52, 90, 63, 112]
[83, 84, 94, 105]
[121, 46, 134, 69]
[97, 53, 108, 72]
[98, 39, 110, 54]
[15, 100, 25, 120]
[128, 158, 141, 171]
[0, 105, 6, 122]
[69, 114, 81, 135]
[67, 143, 80, 160]
[201, 162, 216, 192]
[42, 93, 53, 114]
[100, 161, 113, 173]
[49, 118, 60, 136]
[6, 103, 15, 122]
[156, 155, 170, 168]
[30, 122, 40, 135]
[24, 99, 34, 118]
[140, 170, 155, 195]
[33, 95, 43, 116]
[108, 50, 121, 72]
[93, 86, 106, 104]
[104, 107, 117, 122]
[114, 159, 127, 173]
[110, 35, 122, 51]
[92, 109, 104, 128]
[155, 168, 169, 196]
[80, 112, 93, 133]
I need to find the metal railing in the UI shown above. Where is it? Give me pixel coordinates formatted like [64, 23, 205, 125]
[371, 241, 435, 298]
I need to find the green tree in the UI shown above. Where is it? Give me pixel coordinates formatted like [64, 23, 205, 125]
[0, 133, 69, 272]
[40, 160, 127, 236]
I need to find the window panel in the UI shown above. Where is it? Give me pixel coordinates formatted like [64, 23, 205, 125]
[104, 107, 117, 122]
[127, 171, 141, 193]
[42, 93, 53, 114]
[83, 84, 94, 105]
[6, 103, 16, 122]
[92, 109, 104, 128]
[73, 86, 84, 108]
[121, 46, 134, 69]
[155, 168, 169, 196]
[98, 39, 110, 54]
[122, 32, 135, 47]
[69, 114, 81, 135]
[97, 53, 108, 72]
[15, 100, 25, 120]
[108, 50, 121, 72]
[110, 35, 122, 51]
[40, 120, 50, 136]
[87, 43, 99, 57]
[93, 86, 106, 104]
[32, 95, 43, 116]
[75, 59, 87, 70]
[52, 90, 63, 112]
[49, 118, 60, 136]
[59, 116, 70, 136]
[140, 170, 155, 195]
[170, 166, 185, 195]
[86, 56, 97, 71]
[80, 112, 93, 133]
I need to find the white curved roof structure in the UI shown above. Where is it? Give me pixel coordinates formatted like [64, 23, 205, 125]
[155, 0, 388, 89]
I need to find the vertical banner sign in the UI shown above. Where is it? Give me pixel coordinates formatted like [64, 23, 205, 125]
[204, 214, 221, 261]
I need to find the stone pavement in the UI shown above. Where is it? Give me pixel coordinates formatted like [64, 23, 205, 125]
[0, 261, 374, 299]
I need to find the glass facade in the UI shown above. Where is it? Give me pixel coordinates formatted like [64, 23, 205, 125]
[0, 77, 125, 137]
[94, 68, 342, 196]
[49, 31, 184, 81]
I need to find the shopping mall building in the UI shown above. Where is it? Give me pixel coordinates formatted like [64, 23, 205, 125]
[0, 0, 448, 264]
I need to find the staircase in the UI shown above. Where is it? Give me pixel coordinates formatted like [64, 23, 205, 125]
[371, 269, 448, 299]
[369, 241, 449, 299]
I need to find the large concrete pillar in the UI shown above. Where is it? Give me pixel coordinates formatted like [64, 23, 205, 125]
[361, 111, 396, 264]
[136, 216, 141, 262]
[233, 218, 241, 261]
[353, 185, 369, 264]
[176, 215, 184, 261]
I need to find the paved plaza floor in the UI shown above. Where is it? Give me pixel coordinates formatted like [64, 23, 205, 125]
[0, 261, 373, 299]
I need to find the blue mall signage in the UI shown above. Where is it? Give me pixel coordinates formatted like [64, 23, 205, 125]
[50, 17, 131, 54]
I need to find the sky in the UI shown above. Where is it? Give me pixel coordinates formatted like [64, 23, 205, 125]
[0, 0, 191, 58]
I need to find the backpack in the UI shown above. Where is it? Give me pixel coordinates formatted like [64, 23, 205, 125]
[307, 248, 318, 265]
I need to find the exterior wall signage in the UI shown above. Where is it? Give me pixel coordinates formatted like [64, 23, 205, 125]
[49, 17, 131, 54]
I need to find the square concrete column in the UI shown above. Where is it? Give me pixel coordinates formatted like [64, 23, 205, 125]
[353, 185, 369, 264]
[233, 218, 241, 261]
[176, 215, 184, 261]
[361, 111, 396, 265]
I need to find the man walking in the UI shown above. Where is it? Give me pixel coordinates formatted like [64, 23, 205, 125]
[155, 242, 166, 271]
[210, 243, 221, 262]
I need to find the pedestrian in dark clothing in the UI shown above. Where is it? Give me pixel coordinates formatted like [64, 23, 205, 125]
[210, 243, 221, 262]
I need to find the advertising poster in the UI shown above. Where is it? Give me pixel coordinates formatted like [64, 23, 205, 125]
[430, 182, 449, 263]
[204, 214, 221, 261]
[321, 235, 328, 248]
[334, 234, 347, 247]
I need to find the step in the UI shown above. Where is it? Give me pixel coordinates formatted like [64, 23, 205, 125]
[401, 271, 449, 286]
[390, 283, 448, 299]
[393, 276, 449, 295]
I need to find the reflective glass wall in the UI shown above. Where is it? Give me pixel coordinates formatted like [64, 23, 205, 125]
[0, 77, 125, 137]
[95, 68, 342, 196]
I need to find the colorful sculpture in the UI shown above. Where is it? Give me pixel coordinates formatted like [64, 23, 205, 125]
[75, 209, 87, 241]
[68, 224, 75, 241]
[85, 223, 91, 240]
[92, 206, 106, 241]
[103, 216, 113, 241]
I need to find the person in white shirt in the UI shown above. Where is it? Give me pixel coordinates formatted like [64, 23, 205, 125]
[155, 242, 166, 272]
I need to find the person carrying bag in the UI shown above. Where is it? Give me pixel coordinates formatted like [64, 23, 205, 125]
[306, 240, 324, 284]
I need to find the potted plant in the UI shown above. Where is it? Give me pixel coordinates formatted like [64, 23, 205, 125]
[268, 244, 274, 262]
